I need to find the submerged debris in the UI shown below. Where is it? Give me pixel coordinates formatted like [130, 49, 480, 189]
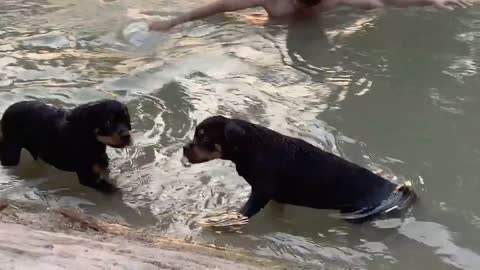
[0, 200, 8, 212]
[51, 207, 130, 235]
[197, 211, 249, 231]
[96, 222, 130, 236]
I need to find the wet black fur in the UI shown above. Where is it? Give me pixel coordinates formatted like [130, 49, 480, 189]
[185, 116, 411, 220]
[0, 100, 131, 193]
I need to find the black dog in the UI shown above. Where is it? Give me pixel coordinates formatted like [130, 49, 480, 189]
[183, 116, 415, 221]
[0, 100, 132, 192]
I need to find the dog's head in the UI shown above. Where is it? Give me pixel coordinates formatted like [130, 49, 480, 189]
[67, 100, 132, 148]
[183, 116, 246, 164]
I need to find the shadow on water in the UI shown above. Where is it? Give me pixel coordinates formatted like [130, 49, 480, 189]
[270, 9, 480, 270]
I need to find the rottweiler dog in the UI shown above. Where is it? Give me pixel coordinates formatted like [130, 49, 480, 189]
[183, 116, 415, 222]
[0, 100, 132, 192]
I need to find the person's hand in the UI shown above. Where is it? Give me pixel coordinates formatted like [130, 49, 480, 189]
[430, 0, 472, 10]
[148, 20, 174, 32]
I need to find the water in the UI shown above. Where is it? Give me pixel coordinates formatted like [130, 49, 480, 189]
[1, 0, 480, 269]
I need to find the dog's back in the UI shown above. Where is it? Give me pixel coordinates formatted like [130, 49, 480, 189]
[2, 101, 65, 140]
[233, 120, 404, 216]
[1, 101, 67, 163]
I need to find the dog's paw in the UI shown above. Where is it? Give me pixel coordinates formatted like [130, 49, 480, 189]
[91, 178, 119, 194]
[97, 181, 119, 194]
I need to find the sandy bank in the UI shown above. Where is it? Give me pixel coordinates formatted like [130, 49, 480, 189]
[0, 201, 288, 270]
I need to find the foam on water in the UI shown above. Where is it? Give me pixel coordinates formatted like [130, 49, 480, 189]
[122, 21, 169, 50]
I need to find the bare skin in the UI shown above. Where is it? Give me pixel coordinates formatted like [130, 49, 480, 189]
[149, 0, 472, 31]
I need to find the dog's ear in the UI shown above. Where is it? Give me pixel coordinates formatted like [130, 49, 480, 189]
[224, 121, 245, 143]
[66, 104, 97, 128]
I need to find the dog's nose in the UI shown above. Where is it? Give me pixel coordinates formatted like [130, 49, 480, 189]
[183, 144, 192, 153]
[120, 131, 131, 142]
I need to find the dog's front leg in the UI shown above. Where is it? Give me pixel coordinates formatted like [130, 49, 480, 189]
[93, 153, 110, 180]
[239, 190, 270, 218]
[77, 166, 117, 193]
[0, 142, 21, 166]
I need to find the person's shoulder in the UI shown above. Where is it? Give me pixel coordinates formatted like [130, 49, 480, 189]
[262, 0, 298, 16]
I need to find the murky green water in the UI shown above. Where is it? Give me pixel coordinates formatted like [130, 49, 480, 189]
[1, 0, 480, 269]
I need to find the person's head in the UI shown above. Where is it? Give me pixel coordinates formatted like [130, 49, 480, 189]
[296, 0, 323, 7]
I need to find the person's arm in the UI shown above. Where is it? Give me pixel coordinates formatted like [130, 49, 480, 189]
[149, 0, 264, 31]
[356, 0, 471, 8]
[317, 0, 471, 11]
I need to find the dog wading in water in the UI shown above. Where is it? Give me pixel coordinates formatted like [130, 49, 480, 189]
[183, 116, 416, 222]
[0, 100, 132, 193]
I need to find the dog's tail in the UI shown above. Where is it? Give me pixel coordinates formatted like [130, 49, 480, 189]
[331, 181, 417, 221]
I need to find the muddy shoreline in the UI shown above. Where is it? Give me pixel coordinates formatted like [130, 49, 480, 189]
[0, 200, 290, 270]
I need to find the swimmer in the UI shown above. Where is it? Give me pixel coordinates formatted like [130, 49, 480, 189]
[149, 0, 472, 31]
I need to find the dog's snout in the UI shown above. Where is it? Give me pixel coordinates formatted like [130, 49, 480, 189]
[119, 130, 132, 145]
[121, 136, 131, 145]
[183, 142, 194, 153]
[119, 129, 130, 135]
[119, 129, 131, 138]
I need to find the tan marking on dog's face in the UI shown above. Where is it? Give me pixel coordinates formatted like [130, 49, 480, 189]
[96, 135, 119, 146]
[96, 134, 131, 148]
[187, 145, 222, 163]
[183, 126, 225, 163]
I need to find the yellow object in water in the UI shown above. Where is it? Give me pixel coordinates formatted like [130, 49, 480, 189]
[404, 180, 413, 187]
